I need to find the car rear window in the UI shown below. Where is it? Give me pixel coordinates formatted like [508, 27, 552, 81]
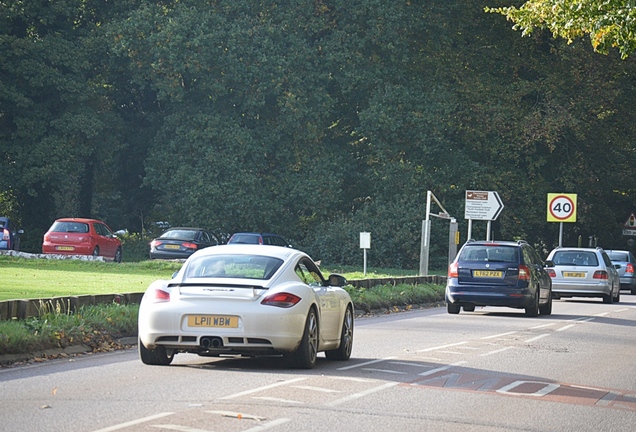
[161, 230, 196, 240]
[184, 254, 283, 280]
[50, 221, 89, 233]
[607, 251, 629, 261]
[459, 245, 518, 263]
[552, 251, 599, 266]
[229, 234, 259, 244]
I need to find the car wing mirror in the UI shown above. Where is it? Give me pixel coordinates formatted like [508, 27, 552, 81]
[327, 273, 347, 287]
[544, 260, 555, 268]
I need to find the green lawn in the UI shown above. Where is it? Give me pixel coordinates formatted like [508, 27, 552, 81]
[0, 256, 182, 301]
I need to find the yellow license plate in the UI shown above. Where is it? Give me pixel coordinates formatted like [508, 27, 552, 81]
[57, 246, 75, 251]
[164, 244, 180, 250]
[473, 270, 503, 278]
[187, 315, 238, 328]
[563, 272, 585, 277]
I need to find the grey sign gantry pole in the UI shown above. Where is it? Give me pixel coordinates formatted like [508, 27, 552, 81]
[419, 190, 454, 276]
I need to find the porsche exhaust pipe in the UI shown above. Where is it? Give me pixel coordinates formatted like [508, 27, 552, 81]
[200, 336, 223, 348]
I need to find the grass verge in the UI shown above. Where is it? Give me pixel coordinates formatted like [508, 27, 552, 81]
[0, 255, 445, 363]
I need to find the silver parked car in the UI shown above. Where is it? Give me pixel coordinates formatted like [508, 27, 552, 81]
[605, 250, 636, 294]
[546, 247, 620, 304]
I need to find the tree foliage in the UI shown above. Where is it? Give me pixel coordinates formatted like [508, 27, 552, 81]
[487, 0, 636, 59]
[2, 0, 636, 267]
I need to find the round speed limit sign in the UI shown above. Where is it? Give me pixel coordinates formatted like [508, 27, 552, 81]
[547, 193, 577, 223]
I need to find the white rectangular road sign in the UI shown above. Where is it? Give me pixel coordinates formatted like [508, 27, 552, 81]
[465, 190, 504, 221]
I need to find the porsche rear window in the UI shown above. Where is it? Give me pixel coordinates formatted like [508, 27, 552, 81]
[50, 221, 89, 233]
[184, 254, 283, 280]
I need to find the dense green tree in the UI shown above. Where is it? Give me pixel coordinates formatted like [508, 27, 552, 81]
[487, 0, 636, 59]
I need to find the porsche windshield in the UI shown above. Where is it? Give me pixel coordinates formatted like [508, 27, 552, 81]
[184, 254, 283, 280]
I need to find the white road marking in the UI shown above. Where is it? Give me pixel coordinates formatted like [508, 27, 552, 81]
[337, 357, 396, 370]
[416, 342, 467, 352]
[218, 377, 306, 400]
[91, 412, 175, 432]
[325, 382, 400, 407]
[252, 396, 303, 404]
[615, 308, 629, 312]
[481, 331, 517, 340]
[326, 376, 376, 383]
[361, 368, 408, 374]
[525, 333, 550, 343]
[207, 410, 266, 420]
[529, 323, 554, 329]
[291, 385, 342, 393]
[151, 425, 210, 432]
[243, 418, 292, 431]
[418, 361, 467, 376]
[480, 346, 514, 356]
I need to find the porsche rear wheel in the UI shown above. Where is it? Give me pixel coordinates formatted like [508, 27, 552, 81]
[289, 307, 319, 369]
[325, 306, 353, 361]
[139, 338, 174, 366]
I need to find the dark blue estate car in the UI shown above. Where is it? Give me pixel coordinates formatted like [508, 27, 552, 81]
[445, 240, 553, 317]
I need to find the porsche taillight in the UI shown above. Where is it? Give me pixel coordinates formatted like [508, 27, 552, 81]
[261, 292, 301, 308]
[448, 262, 458, 278]
[152, 289, 170, 302]
[518, 264, 530, 281]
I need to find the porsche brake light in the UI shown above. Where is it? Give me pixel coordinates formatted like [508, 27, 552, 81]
[152, 289, 170, 302]
[261, 292, 301, 308]
[448, 262, 458, 278]
[626, 263, 634, 275]
[593, 270, 608, 280]
[518, 264, 530, 281]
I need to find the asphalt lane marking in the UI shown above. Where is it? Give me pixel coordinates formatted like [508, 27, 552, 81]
[291, 385, 343, 393]
[218, 377, 306, 399]
[252, 396, 303, 404]
[207, 411, 266, 420]
[416, 341, 467, 352]
[481, 331, 517, 340]
[324, 382, 400, 407]
[480, 346, 514, 356]
[91, 412, 175, 432]
[243, 418, 292, 431]
[525, 333, 550, 343]
[529, 323, 554, 329]
[150, 425, 210, 432]
[419, 361, 467, 376]
[337, 356, 396, 370]
[361, 368, 408, 374]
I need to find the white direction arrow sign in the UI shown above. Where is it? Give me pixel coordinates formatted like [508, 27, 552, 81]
[464, 190, 504, 221]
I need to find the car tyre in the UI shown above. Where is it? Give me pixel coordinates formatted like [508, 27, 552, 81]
[92, 246, 100, 257]
[325, 306, 353, 361]
[288, 307, 319, 369]
[525, 290, 539, 317]
[447, 303, 460, 314]
[631, 289, 636, 295]
[603, 293, 613, 304]
[114, 247, 122, 263]
[139, 338, 174, 366]
[539, 291, 552, 315]
[462, 305, 475, 312]
[613, 286, 620, 303]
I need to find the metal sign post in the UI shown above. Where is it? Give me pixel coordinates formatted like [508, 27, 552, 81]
[360, 232, 370, 276]
[547, 193, 577, 247]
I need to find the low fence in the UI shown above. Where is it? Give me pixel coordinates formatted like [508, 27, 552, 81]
[0, 275, 447, 321]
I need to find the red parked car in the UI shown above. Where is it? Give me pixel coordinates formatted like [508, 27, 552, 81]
[42, 218, 123, 263]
